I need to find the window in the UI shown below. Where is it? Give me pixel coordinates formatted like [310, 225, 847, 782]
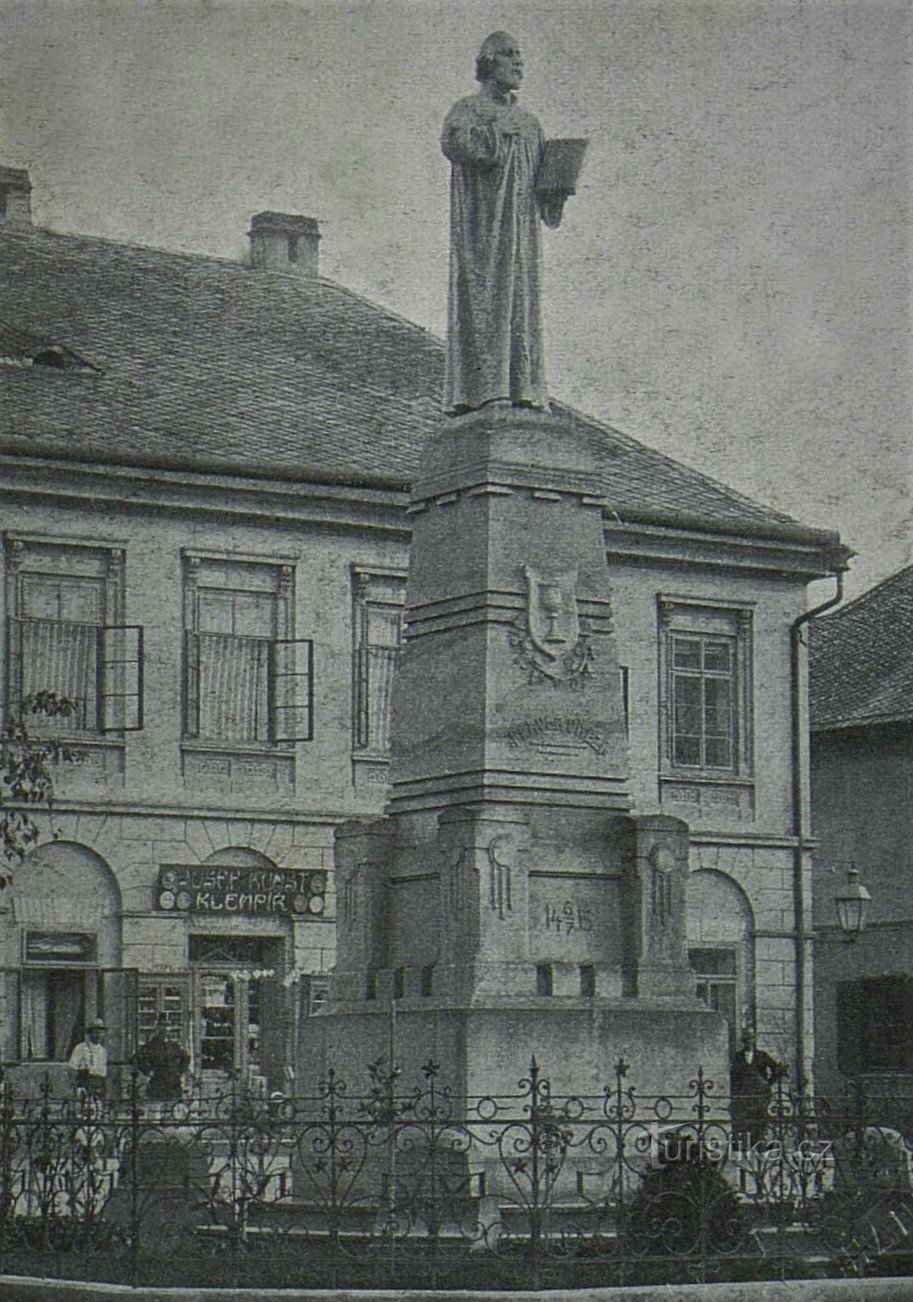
[579, 964, 596, 997]
[5, 536, 142, 732]
[183, 554, 312, 746]
[689, 947, 738, 1053]
[837, 977, 913, 1075]
[138, 978, 189, 1045]
[3, 965, 138, 1065]
[658, 596, 753, 779]
[392, 967, 405, 1000]
[0, 322, 95, 372]
[421, 965, 435, 997]
[536, 963, 553, 996]
[671, 636, 734, 769]
[353, 568, 406, 756]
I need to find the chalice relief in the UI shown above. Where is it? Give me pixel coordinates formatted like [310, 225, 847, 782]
[525, 566, 579, 661]
[538, 583, 566, 645]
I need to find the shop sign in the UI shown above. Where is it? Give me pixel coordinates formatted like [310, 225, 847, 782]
[24, 932, 97, 964]
[157, 865, 326, 917]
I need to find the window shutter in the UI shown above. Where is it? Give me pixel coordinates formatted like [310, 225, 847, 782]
[836, 980, 864, 1076]
[0, 970, 21, 1064]
[355, 643, 371, 748]
[183, 630, 201, 738]
[270, 638, 314, 742]
[98, 625, 144, 731]
[99, 968, 140, 1070]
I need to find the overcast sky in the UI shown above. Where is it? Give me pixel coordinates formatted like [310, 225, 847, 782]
[1, 0, 909, 601]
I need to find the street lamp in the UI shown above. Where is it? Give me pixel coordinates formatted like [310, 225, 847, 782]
[834, 865, 871, 943]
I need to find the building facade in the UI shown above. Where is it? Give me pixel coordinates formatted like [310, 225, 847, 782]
[810, 564, 913, 1099]
[0, 168, 844, 1095]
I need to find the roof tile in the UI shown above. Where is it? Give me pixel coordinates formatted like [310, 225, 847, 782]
[0, 223, 836, 549]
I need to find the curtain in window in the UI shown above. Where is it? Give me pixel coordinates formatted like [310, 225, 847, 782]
[365, 646, 399, 752]
[21, 972, 49, 1060]
[198, 633, 270, 742]
[51, 973, 86, 1061]
[358, 605, 401, 752]
[19, 619, 97, 729]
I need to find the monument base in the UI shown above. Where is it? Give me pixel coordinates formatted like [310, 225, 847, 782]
[299, 406, 729, 1202]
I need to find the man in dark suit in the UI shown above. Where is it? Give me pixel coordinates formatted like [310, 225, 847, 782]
[134, 1014, 190, 1104]
[730, 1026, 785, 1150]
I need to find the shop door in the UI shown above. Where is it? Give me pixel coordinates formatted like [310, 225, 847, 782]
[193, 970, 272, 1093]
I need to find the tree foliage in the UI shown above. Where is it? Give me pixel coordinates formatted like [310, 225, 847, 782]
[0, 692, 78, 886]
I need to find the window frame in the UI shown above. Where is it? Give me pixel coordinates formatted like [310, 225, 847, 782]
[4, 534, 143, 736]
[351, 566, 406, 759]
[182, 551, 310, 748]
[657, 595, 754, 782]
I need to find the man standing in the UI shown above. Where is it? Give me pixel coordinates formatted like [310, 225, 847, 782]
[134, 1013, 190, 1104]
[441, 31, 572, 414]
[69, 1018, 108, 1098]
[730, 1026, 785, 1150]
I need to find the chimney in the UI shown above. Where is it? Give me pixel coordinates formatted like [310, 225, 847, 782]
[0, 167, 32, 224]
[248, 211, 320, 276]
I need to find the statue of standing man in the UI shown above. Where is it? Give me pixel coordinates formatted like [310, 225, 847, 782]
[441, 32, 576, 415]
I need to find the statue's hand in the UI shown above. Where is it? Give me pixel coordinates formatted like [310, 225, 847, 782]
[539, 191, 568, 229]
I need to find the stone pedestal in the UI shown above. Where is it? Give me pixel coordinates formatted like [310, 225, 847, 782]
[302, 407, 726, 1145]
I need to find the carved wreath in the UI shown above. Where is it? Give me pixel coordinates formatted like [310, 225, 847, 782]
[507, 617, 595, 688]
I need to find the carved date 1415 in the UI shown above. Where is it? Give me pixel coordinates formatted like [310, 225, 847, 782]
[544, 900, 594, 935]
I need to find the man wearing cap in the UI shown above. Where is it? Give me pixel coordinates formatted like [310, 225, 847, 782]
[69, 1018, 108, 1098]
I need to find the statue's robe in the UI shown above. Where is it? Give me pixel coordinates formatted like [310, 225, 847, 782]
[441, 88, 547, 412]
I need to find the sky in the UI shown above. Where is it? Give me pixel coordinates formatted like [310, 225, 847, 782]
[1, 0, 910, 601]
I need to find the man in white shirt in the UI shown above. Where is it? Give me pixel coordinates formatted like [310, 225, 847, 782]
[69, 1018, 108, 1098]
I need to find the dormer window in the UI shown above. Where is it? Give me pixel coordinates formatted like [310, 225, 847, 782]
[0, 321, 96, 372]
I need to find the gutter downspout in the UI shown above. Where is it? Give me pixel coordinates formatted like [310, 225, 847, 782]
[790, 557, 850, 1088]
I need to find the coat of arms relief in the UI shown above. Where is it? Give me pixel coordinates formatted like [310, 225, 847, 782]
[508, 565, 595, 687]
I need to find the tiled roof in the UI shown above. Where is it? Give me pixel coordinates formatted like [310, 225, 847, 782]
[0, 222, 838, 550]
[810, 564, 913, 731]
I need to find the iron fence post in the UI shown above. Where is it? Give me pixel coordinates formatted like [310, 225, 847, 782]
[129, 1068, 140, 1288]
[611, 1057, 629, 1287]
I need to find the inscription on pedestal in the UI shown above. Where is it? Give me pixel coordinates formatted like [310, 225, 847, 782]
[506, 715, 608, 756]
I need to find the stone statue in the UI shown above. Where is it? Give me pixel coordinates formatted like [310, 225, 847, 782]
[441, 32, 573, 415]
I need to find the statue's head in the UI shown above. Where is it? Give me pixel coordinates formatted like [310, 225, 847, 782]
[475, 31, 523, 91]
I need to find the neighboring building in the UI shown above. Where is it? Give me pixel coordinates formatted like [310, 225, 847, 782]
[810, 564, 913, 1098]
[0, 168, 845, 1095]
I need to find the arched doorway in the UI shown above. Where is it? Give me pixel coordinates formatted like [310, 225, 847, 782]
[7, 842, 131, 1082]
[686, 869, 755, 1056]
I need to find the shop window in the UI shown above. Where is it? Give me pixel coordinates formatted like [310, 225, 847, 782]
[837, 976, 913, 1076]
[4, 536, 143, 732]
[138, 977, 189, 1045]
[352, 567, 406, 756]
[182, 553, 311, 746]
[657, 596, 753, 779]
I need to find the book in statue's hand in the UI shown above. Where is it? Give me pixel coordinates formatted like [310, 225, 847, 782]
[536, 138, 589, 194]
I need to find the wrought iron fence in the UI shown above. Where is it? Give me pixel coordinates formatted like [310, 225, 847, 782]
[0, 1059, 910, 1289]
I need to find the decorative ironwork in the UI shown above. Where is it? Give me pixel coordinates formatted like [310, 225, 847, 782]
[0, 1062, 909, 1288]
